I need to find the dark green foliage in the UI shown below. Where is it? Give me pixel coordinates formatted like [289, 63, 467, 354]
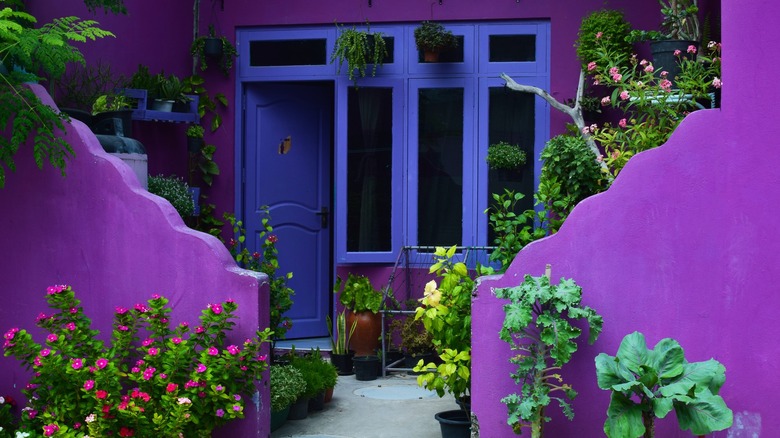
[485, 190, 546, 273]
[575, 9, 633, 71]
[147, 175, 194, 219]
[83, 0, 127, 15]
[190, 25, 238, 76]
[413, 21, 457, 52]
[486, 141, 527, 171]
[496, 274, 603, 436]
[334, 273, 383, 313]
[289, 349, 337, 398]
[537, 135, 606, 232]
[331, 23, 387, 84]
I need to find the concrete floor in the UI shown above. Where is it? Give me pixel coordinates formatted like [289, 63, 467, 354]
[271, 373, 459, 438]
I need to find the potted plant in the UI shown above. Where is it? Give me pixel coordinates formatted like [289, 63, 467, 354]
[413, 21, 457, 62]
[494, 271, 603, 437]
[596, 331, 733, 437]
[91, 91, 135, 138]
[191, 25, 238, 76]
[327, 310, 357, 375]
[270, 364, 306, 431]
[287, 350, 328, 419]
[413, 246, 489, 436]
[152, 74, 189, 112]
[389, 315, 434, 369]
[186, 124, 205, 153]
[575, 9, 633, 72]
[334, 273, 383, 356]
[330, 23, 387, 84]
[486, 141, 527, 180]
[147, 174, 195, 220]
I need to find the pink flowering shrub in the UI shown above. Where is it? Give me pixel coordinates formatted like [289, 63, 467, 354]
[2, 285, 271, 437]
[584, 33, 722, 177]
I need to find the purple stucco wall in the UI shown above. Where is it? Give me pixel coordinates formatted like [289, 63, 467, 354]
[473, 1, 776, 436]
[0, 85, 270, 437]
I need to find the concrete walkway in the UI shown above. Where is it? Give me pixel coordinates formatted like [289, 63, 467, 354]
[271, 373, 458, 438]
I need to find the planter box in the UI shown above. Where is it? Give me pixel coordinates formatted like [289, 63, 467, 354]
[119, 88, 200, 124]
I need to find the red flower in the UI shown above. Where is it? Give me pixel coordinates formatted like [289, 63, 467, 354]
[119, 427, 135, 437]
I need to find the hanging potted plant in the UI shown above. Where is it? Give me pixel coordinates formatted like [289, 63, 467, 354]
[191, 25, 238, 76]
[486, 141, 527, 180]
[330, 22, 387, 85]
[413, 21, 458, 63]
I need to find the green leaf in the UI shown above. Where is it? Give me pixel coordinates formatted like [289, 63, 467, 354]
[652, 396, 673, 419]
[648, 338, 685, 379]
[595, 353, 632, 390]
[674, 390, 733, 435]
[616, 331, 649, 374]
[659, 359, 726, 397]
[604, 391, 645, 438]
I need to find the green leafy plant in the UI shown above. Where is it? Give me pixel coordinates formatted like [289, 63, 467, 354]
[575, 9, 633, 72]
[390, 315, 433, 357]
[82, 0, 127, 14]
[288, 350, 335, 399]
[631, 0, 701, 43]
[485, 190, 546, 272]
[330, 23, 387, 84]
[2, 285, 272, 437]
[155, 73, 189, 104]
[54, 60, 127, 112]
[0, 394, 18, 435]
[413, 246, 489, 404]
[148, 174, 195, 219]
[190, 25, 238, 76]
[595, 331, 733, 437]
[225, 207, 295, 340]
[327, 310, 357, 355]
[270, 365, 306, 412]
[413, 21, 457, 53]
[90, 92, 132, 114]
[495, 272, 603, 437]
[334, 273, 383, 314]
[186, 125, 205, 139]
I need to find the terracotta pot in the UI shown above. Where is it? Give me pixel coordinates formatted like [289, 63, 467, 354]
[324, 386, 334, 403]
[423, 50, 440, 62]
[346, 311, 381, 356]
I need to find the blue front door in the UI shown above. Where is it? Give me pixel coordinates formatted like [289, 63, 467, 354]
[244, 82, 333, 339]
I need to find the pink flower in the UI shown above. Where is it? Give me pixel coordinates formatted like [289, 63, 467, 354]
[134, 303, 148, 313]
[210, 304, 223, 315]
[608, 67, 619, 75]
[659, 79, 673, 92]
[234, 394, 241, 401]
[4, 328, 18, 340]
[172, 337, 182, 345]
[96, 390, 108, 399]
[195, 326, 205, 334]
[208, 347, 218, 356]
[131, 367, 140, 373]
[581, 126, 590, 135]
[166, 383, 178, 393]
[268, 235, 278, 244]
[256, 354, 268, 362]
[618, 118, 627, 128]
[227, 345, 240, 355]
[196, 363, 207, 373]
[96, 358, 108, 369]
[619, 91, 629, 101]
[46, 334, 58, 343]
[142, 367, 156, 380]
[644, 64, 654, 73]
[639, 59, 648, 67]
[586, 61, 597, 71]
[115, 306, 128, 314]
[118, 325, 129, 331]
[46, 285, 67, 295]
[232, 404, 241, 412]
[600, 96, 611, 106]
[33, 357, 42, 367]
[595, 31, 603, 39]
[148, 347, 159, 356]
[65, 322, 76, 331]
[185, 380, 199, 388]
[72, 358, 84, 370]
[660, 70, 669, 78]
[43, 424, 59, 436]
[69, 307, 78, 314]
[141, 338, 154, 347]
[712, 77, 722, 89]
[611, 73, 622, 82]
[592, 79, 600, 86]
[216, 409, 225, 417]
[215, 385, 224, 392]
[687, 45, 697, 54]
[152, 294, 160, 299]
[40, 348, 51, 357]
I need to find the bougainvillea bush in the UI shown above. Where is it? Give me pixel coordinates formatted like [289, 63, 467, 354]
[2, 285, 271, 437]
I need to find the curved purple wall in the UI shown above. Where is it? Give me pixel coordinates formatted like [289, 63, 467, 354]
[473, 0, 776, 436]
[0, 85, 270, 438]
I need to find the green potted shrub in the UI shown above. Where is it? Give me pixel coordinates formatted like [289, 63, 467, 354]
[330, 23, 387, 85]
[486, 141, 528, 180]
[575, 9, 633, 72]
[334, 273, 383, 357]
[147, 174, 195, 220]
[186, 124, 205, 153]
[390, 315, 433, 369]
[152, 74, 189, 112]
[596, 331, 733, 438]
[91, 91, 135, 138]
[191, 25, 238, 76]
[287, 351, 329, 419]
[270, 364, 306, 431]
[413, 21, 457, 62]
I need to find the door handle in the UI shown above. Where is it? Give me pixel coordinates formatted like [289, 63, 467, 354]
[316, 206, 329, 229]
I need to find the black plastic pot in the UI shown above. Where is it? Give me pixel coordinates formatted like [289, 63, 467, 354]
[287, 397, 309, 420]
[331, 352, 354, 376]
[204, 37, 223, 57]
[353, 355, 379, 381]
[308, 391, 325, 412]
[434, 410, 471, 438]
[650, 39, 697, 86]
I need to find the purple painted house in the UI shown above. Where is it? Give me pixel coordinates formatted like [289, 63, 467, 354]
[5, 0, 777, 436]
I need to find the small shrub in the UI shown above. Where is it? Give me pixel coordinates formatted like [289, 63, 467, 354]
[575, 9, 633, 71]
[486, 141, 528, 171]
[148, 174, 194, 219]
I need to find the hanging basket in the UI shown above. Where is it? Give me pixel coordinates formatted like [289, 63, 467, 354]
[204, 37, 223, 57]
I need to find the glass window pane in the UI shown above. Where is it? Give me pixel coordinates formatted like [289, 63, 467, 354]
[347, 87, 393, 252]
[487, 87, 535, 244]
[418, 88, 463, 247]
[489, 35, 536, 62]
[249, 39, 327, 66]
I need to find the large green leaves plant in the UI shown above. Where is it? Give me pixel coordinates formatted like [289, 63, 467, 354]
[496, 272, 602, 437]
[595, 331, 733, 437]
